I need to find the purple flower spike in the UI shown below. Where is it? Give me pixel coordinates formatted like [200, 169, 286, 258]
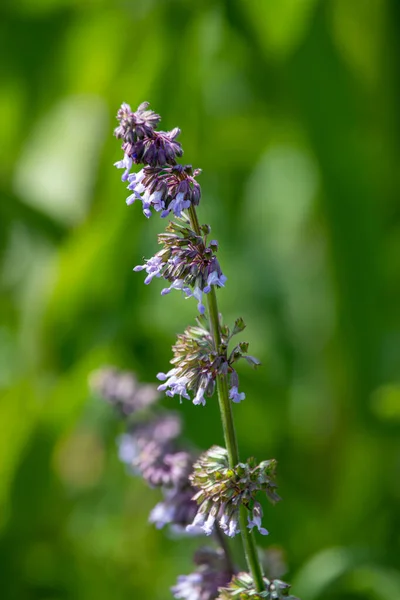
[112, 101, 299, 600]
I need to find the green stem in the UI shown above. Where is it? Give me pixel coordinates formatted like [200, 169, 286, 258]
[188, 206, 265, 593]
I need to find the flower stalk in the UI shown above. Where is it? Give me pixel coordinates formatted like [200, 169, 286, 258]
[110, 101, 299, 599]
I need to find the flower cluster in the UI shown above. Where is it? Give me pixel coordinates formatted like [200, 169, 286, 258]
[217, 572, 299, 600]
[134, 218, 226, 313]
[89, 366, 158, 415]
[118, 415, 189, 485]
[157, 315, 259, 405]
[172, 547, 232, 600]
[114, 102, 161, 142]
[126, 164, 201, 219]
[187, 446, 280, 538]
[118, 415, 199, 530]
[92, 366, 198, 531]
[114, 101, 182, 169]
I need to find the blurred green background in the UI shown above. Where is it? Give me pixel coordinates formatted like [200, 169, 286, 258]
[1, 0, 400, 598]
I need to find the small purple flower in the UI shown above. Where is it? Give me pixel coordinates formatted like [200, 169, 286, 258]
[168, 191, 192, 217]
[114, 153, 133, 181]
[220, 512, 241, 538]
[202, 513, 217, 536]
[186, 504, 241, 539]
[117, 433, 138, 464]
[161, 279, 192, 297]
[186, 511, 207, 534]
[193, 385, 207, 407]
[247, 502, 269, 536]
[126, 169, 145, 204]
[157, 369, 191, 402]
[126, 170, 168, 217]
[203, 269, 227, 293]
[134, 256, 164, 284]
[188, 285, 206, 315]
[228, 386, 245, 403]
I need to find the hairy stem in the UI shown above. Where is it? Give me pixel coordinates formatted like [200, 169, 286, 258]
[188, 205, 265, 592]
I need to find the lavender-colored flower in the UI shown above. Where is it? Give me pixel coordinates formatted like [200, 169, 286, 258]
[228, 386, 245, 404]
[187, 446, 280, 538]
[247, 501, 269, 536]
[114, 153, 133, 181]
[157, 369, 191, 401]
[172, 547, 232, 600]
[160, 279, 192, 301]
[187, 503, 240, 539]
[89, 367, 159, 415]
[133, 255, 164, 284]
[193, 382, 208, 406]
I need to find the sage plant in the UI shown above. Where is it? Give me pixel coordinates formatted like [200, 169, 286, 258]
[110, 102, 299, 599]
